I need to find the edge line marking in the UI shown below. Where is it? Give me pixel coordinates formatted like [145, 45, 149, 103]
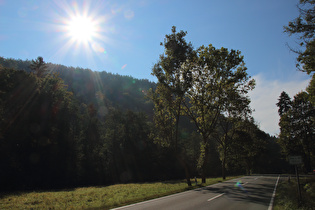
[268, 175, 280, 210]
[207, 193, 225, 202]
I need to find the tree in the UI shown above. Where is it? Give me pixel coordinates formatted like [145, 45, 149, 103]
[306, 74, 315, 105]
[151, 26, 194, 149]
[277, 90, 314, 173]
[229, 120, 268, 175]
[150, 26, 195, 186]
[29, 56, 48, 77]
[182, 45, 255, 183]
[284, 0, 315, 74]
[2, 56, 192, 189]
[276, 91, 292, 116]
[0, 67, 87, 189]
[213, 80, 253, 180]
[213, 116, 246, 180]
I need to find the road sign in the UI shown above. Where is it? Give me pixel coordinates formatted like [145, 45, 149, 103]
[289, 156, 302, 165]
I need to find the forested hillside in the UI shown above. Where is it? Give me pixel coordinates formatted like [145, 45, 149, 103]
[0, 55, 288, 191]
[0, 56, 155, 116]
[0, 59, 175, 190]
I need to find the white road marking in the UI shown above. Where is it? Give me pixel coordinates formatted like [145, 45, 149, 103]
[207, 193, 225, 202]
[268, 175, 280, 210]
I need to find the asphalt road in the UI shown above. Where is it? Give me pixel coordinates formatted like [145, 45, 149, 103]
[112, 175, 281, 210]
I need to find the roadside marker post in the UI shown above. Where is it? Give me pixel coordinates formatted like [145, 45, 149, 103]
[288, 156, 302, 204]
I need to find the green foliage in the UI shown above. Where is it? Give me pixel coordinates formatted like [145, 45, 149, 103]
[150, 26, 196, 186]
[213, 116, 248, 179]
[0, 57, 32, 72]
[0, 67, 84, 189]
[29, 56, 48, 77]
[151, 27, 256, 184]
[0, 64, 160, 190]
[0, 53, 277, 192]
[274, 177, 315, 210]
[151, 26, 194, 149]
[150, 85, 177, 148]
[277, 89, 314, 173]
[182, 44, 255, 181]
[255, 136, 290, 174]
[306, 74, 315, 105]
[49, 64, 155, 115]
[277, 91, 292, 116]
[0, 57, 188, 190]
[153, 26, 195, 90]
[304, 181, 315, 198]
[227, 120, 268, 175]
[284, 0, 315, 74]
[183, 44, 254, 139]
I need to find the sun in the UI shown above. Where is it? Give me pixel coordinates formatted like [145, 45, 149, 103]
[52, 1, 110, 57]
[66, 15, 98, 43]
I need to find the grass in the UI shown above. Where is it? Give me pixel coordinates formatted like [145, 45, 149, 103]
[273, 175, 315, 210]
[0, 176, 240, 209]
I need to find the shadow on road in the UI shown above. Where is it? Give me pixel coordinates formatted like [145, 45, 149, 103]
[193, 176, 277, 206]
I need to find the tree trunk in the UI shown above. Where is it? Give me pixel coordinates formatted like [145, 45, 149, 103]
[222, 149, 226, 180]
[201, 171, 206, 183]
[173, 99, 191, 186]
[246, 161, 251, 175]
[184, 164, 192, 186]
[176, 154, 192, 186]
[174, 99, 181, 153]
[201, 143, 208, 184]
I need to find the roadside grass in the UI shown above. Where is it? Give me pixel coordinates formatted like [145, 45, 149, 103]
[274, 175, 315, 210]
[0, 176, 240, 209]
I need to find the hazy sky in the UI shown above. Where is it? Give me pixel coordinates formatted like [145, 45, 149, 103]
[0, 0, 311, 135]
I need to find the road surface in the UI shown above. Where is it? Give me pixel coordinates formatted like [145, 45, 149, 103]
[112, 175, 281, 210]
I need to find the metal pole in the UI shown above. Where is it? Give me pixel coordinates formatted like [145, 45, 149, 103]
[295, 165, 302, 204]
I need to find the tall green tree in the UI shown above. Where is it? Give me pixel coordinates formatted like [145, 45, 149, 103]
[150, 26, 195, 186]
[182, 45, 255, 183]
[284, 0, 315, 74]
[213, 82, 253, 180]
[277, 90, 314, 173]
[276, 91, 292, 116]
[29, 56, 48, 77]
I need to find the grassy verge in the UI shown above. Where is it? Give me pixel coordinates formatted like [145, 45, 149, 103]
[0, 176, 240, 209]
[273, 175, 315, 210]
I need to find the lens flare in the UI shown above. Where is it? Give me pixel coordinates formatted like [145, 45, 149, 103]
[92, 42, 107, 54]
[235, 180, 248, 193]
[121, 64, 127, 69]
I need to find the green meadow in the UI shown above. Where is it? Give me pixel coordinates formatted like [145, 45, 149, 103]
[0, 176, 240, 209]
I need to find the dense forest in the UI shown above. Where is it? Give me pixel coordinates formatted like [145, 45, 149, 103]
[0, 58, 285, 191]
[0, 22, 313, 190]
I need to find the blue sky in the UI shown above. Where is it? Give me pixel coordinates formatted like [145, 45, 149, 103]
[0, 0, 311, 135]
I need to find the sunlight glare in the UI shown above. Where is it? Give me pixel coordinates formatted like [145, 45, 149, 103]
[51, 0, 115, 65]
[67, 15, 97, 43]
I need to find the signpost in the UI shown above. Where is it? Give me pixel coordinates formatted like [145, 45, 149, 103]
[289, 156, 302, 165]
[289, 156, 302, 204]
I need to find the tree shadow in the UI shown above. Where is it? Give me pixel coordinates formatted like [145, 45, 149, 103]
[193, 177, 277, 206]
